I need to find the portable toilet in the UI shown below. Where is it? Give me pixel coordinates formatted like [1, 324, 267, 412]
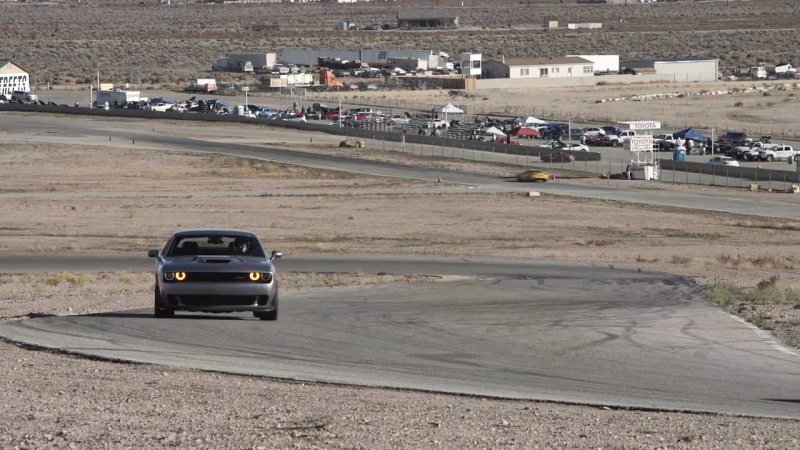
[672, 148, 686, 161]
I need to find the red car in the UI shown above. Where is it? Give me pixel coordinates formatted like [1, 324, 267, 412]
[540, 151, 575, 163]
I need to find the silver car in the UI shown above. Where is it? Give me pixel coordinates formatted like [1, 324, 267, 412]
[148, 229, 281, 320]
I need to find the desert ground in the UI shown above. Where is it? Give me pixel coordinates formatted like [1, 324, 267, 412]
[3, 0, 799, 86]
[1, 118, 800, 447]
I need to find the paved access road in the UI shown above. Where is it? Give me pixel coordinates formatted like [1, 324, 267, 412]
[0, 255, 799, 419]
[2, 114, 800, 220]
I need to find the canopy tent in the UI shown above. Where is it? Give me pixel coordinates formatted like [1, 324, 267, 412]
[515, 116, 546, 126]
[508, 126, 539, 138]
[434, 103, 464, 127]
[434, 103, 464, 114]
[674, 127, 707, 141]
[484, 126, 506, 136]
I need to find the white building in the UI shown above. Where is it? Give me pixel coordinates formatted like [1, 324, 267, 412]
[460, 53, 481, 76]
[482, 56, 594, 79]
[567, 54, 619, 73]
[0, 60, 30, 97]
[621, 57, 719, 82]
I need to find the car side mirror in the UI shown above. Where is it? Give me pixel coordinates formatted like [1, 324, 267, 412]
[271, 251, 283, 261]
[147, 250, 159, 258]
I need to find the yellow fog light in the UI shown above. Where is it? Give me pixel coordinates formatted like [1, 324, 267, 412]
[249, 272, 261, 281]
[175, 272, 187, 281]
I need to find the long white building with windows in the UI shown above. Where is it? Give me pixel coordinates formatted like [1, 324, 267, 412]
[0, 60, 30, 96]
[481, 57, 594, 79]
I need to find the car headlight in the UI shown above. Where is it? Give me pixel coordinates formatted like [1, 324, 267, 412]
[249, 272, 261, 281]
[261, 273, 273, 283]
[163, 272, 187, 282]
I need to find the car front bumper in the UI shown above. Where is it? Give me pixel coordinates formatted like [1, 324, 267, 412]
[158, 282, 277, 312]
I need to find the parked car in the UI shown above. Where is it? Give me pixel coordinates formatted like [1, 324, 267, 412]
[538, 140, 566, 150]
[737, 141, 777, 161]
[387, 115, 410, 125]
[562, 143, 589, 152]
[583, 134, 607, 146]
[516, 169, 550, 182]
[734, 139, 774, 160]
[709, 156, 740, 167]
[10, 90, 37, 102]
[148, 229, 282, 320]
[603, 129, 637, 147]
[541, 151, 576, 163]
[654, 134, 680, 151]
[717, 131, 750, 154]
[758, 145, 798, 162]
[424, 119, 449, 129]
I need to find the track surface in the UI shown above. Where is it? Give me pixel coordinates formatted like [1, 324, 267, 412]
[1, 115, 799, 419]
[0, 255, 799, 419]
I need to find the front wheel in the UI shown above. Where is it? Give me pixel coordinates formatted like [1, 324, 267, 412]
[611, 140, 620, 147]
[154, 284, 174, 318]
[255, 296, 278, 321]
[767, 155, 774, 162]
[254, 309, 277, 321]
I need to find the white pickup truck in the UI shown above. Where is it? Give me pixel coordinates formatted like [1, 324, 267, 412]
[758, 145, 798, 162]
[735, 141, 776, 161]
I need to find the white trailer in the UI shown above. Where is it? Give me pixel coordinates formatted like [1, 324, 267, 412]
[227, 53, 277, 72]
[96, 90, 140, 108]
[265, 73, 313, 88]
[188, 78, 217, 93]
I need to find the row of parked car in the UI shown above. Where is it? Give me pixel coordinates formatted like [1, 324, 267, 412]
[0, 90, 39, 103]
[717, 133, 799, 162]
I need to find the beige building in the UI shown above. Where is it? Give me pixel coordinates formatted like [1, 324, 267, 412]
[0, 60, 30, 97]
[482, 57, 594, 79]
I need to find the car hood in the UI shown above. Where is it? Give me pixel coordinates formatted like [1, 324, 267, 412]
[161, 255, 274, 272]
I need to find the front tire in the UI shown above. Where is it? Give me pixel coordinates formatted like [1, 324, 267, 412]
[254, 296, 278, 321]
[154, 284, 174, 318]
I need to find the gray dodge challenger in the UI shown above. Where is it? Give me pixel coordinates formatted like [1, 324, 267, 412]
[148, 229, 282, 320]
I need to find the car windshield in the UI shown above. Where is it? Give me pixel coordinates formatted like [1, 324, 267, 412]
[167, 235, 265, 257]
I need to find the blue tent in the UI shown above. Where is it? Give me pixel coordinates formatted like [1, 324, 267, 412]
[674, 127, 707, 141]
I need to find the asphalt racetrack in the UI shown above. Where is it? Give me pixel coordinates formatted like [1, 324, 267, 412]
[1, 115, 799, 419]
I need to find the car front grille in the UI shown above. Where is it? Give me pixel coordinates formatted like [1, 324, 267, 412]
[185, 272, 252, 282]
[170, 295, 261, 307]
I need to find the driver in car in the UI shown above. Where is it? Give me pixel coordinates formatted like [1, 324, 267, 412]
[233, 237, 251, 255]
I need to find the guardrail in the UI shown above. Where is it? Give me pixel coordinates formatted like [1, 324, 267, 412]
[0, 103, 602, 162]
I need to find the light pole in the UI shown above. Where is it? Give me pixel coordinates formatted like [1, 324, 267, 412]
[243, 86, 248, 109]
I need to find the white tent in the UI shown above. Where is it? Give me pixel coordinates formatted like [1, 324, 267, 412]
[484, 126, 506, 136]
[434, 103, 464, 128]
[517, 116, 546, 126]
[435, 102, 464, 114]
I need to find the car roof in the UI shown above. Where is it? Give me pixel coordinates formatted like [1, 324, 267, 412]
[172, 229, 258, 239]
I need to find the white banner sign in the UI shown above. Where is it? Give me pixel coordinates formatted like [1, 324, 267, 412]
[621, 121, 662, 130]
[625, 136, 654, 152]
